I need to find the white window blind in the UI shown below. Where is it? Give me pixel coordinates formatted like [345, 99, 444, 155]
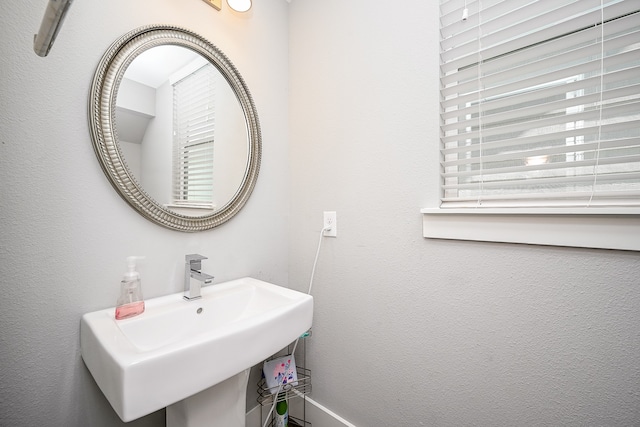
[439, 0, 640, 210]
[172, 63, 216, 207]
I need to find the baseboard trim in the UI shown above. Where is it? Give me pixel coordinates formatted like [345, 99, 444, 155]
[246, 396, 356, 427]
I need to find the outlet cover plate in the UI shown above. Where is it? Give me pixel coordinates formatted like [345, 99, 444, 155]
[323, 211, 337, 237]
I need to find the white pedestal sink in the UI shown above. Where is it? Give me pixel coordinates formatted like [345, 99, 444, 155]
[80, 277, 313, 426]
[166, 369, 249, 427]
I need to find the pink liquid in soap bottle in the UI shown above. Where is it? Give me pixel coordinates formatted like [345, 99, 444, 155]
[115, 256, 145, 320]
[115, 301, 145, 320]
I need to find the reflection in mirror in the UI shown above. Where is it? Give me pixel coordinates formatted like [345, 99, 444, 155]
[115, 46, 248, 217]
[89, 25, 260, 232]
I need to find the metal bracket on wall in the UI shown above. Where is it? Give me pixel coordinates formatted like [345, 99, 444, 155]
[201, 0, 222, 10]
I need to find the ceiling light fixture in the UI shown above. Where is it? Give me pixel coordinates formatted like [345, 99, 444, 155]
[227, 0, 252, 12]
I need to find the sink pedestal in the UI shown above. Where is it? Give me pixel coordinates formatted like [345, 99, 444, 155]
[166, 369, 250, 427]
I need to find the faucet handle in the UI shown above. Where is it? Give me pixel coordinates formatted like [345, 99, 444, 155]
[186, 254, 208, 270]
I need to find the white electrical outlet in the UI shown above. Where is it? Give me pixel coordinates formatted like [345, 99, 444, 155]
[323, 211, 337, 237]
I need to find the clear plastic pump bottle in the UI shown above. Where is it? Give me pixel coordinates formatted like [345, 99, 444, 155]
[115, 256, 145, 320]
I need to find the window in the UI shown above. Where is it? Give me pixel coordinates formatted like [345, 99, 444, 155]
[172, 63, 216, 208]
[423, 0, 640, 250]
[439, 0, 640, 210]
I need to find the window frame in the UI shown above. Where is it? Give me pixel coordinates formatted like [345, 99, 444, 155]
[423, 0, 640, 251]
[421, 207, 640, 251]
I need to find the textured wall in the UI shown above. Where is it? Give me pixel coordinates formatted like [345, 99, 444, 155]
[0, 0, 289, 426]
[288, 1, 640, 426]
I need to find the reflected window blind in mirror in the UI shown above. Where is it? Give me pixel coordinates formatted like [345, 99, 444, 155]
[172, 64, 216, 207]
[439, 0, 640, 211]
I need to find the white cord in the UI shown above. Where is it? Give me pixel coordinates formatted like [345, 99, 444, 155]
[261, 225, 331, 427]
[308, 225, 331, 295]
[587, 0, 605, 207]
[476, 0, 484, 208]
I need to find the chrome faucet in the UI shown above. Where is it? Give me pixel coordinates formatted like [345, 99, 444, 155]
[184, 254, 214, 301]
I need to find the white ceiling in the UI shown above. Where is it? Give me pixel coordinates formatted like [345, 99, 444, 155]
[123, 45, 201, 88]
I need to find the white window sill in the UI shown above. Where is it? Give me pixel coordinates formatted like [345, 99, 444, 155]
[165, 204, 215, 210]
[421, 208, 640, 251]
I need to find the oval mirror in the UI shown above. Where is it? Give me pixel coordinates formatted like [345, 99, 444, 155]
[88, 25, 261, 232]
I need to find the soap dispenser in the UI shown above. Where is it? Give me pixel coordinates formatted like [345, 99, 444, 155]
[115, 256, 145, 320]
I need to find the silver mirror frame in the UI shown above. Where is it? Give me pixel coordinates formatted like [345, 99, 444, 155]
[88, 25, 261, 232]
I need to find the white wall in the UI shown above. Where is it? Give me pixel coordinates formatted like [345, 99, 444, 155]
[141, 80, 172, 205]
[288, 1, 640, 426]
[0, 0, 289, 426]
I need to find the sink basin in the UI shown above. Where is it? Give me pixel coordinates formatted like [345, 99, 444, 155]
[80, 277, 313, 423]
